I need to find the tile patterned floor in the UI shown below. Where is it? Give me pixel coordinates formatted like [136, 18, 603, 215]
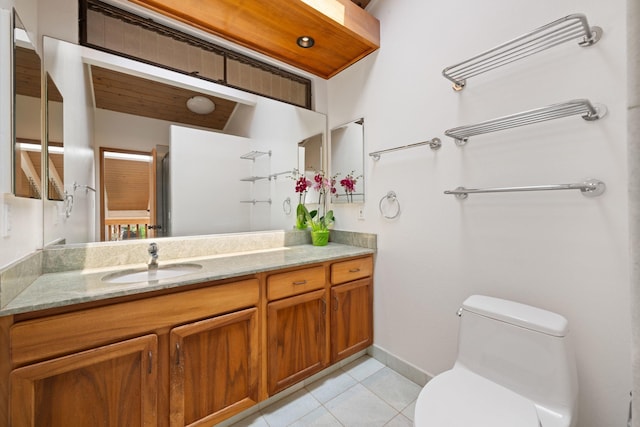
[230, 356, 421, 427]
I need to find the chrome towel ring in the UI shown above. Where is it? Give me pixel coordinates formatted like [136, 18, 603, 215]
[379, 191, 401, 219]
[283, 197, 292, 215]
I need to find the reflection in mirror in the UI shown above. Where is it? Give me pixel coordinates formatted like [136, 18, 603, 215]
[13, 11, 42, 199]
[46, 73, 64, 201]
[330, 118, 364, 203]
[100, 148, 153, 241]
[297, 133, 323, 205]
[41, 38, 327, 246]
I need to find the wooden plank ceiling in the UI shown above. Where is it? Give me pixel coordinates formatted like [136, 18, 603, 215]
[14, 47, 41, 99]
[90, 66, 237, 130]
[127, 0, 380, 79]
[15, 46, 63, 102]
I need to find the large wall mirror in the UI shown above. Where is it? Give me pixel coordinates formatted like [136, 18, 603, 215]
[42, 37, 327, 246]
[46, 73, 64, 201]
[330, 118, 364, 203]
[13, 11, 42, 200]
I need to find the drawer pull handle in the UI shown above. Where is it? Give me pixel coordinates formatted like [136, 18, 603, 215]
[292, 280, 307, 285]
[349, 268, 361, 273]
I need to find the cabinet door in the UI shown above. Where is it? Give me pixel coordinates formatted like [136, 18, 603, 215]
[170, 307, 259, 427]
[267, 289, 327, 395]
[331, 278, 373, 363]
[10, 334, 158, 427]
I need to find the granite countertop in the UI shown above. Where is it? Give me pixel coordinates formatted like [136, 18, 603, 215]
[1, 243, 374, 316]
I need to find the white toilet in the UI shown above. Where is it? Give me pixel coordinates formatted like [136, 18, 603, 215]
[414, 295, 578, 427]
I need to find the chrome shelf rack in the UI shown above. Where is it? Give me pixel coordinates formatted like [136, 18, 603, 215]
[444, 99, 606, 146]
[269, 170, 294, 180]
[240, 150, 271, 160]
[444, 178, 606, 199]
[369, 138, 441, 160]
[442, 13, 602, 90]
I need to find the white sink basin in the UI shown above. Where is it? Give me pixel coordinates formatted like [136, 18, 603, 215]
[102, 263, 203, 284]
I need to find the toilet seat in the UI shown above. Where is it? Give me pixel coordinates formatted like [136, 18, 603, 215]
[414, 367, 541, 427]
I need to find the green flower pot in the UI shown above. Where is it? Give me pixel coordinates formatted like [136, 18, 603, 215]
[311, 230, 329, 246]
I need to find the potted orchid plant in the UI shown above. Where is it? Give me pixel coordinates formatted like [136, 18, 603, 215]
[294, 174, 312, 229]
[292, 170, 336, 245]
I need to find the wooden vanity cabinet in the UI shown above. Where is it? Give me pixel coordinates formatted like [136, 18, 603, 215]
[266, 255, 375, 395]
[330, 257, 374, 363]
[266, 265, 328, 395]
[10, 334, 158, 427]
[2, 253, 374, 426]
[169, 307, 259, 427]
[7, 278, 259, 427]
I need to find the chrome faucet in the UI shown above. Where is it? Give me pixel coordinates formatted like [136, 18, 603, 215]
[148, 242, 159, 270]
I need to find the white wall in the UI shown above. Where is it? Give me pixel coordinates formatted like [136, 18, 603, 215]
[328, 1, 630, 426]
[42, 38, 95, 245]
[169, 126, 251, 235]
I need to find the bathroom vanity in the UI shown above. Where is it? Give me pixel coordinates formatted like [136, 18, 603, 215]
[0, 238, 374, 427]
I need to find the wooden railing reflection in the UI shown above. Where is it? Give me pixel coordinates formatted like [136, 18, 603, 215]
[104, 218, 150, 241]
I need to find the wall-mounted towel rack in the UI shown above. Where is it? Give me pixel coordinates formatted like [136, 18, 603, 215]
[369, 138, 441, 160]
[240, 176, 268, 182]
[442, 13, 602, 90]
[444, 99, 606, 146]
[240, 199, 272, 204]
[444, 178, 606, 199]
[240, 150, 271, 160]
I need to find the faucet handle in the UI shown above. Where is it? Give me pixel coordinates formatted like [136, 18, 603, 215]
[148, 242, 158, 256]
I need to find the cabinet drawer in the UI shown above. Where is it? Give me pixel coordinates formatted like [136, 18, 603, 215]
[267, 266, 326, 300]
[330, 256, 373, 285]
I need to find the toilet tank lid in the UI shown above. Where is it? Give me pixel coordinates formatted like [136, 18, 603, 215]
[462, 295, 569, 337]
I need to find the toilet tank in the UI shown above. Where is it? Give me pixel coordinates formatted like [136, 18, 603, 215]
[455, 295, 578, 420]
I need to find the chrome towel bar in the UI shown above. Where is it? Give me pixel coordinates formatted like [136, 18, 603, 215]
[444, 99, 606, 146]
[240, 199, 272, 204]
[444, 179, 606, 199]
[369, 138, 441, 160]
[442, 13, 602, 90]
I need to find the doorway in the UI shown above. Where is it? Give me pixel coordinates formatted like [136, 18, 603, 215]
[99, 147, 156, 241]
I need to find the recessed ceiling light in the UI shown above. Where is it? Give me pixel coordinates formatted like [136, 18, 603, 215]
[297, 36, 315, 48]
[186, 96, 215, 114]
